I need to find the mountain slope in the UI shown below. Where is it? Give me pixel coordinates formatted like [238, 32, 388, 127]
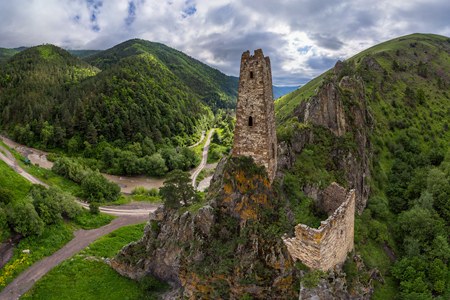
[86, 39, 238, 110]
[0, 41, 238, 176]
[0, 47, 26, 63]
[66, 52, 209, 145]
[0, 44, 99, 130]
[275, 33, 450, 298]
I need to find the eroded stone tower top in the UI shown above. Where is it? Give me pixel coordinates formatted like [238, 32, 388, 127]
[232, 49, 277, 182]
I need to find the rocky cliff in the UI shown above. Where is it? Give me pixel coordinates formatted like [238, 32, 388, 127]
[111, 157, 298, 299]
[278, 61, 372, 213]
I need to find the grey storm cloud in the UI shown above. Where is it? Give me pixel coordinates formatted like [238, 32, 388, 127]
[0, 0, 449, 85]
[309, 34, 344, 50]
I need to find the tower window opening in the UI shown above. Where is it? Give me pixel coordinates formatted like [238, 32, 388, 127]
[272, 143, 275, 159]
[248, 116, 253, 126]
[250, 71, 254, 79]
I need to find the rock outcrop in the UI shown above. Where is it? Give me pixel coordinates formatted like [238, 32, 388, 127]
[281, 61, 372, 213]
[111, 157, 298, 299]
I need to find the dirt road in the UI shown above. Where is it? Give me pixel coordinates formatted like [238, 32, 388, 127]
[0, 144, 48, 187]
[0, 214, 152, 300]
[191, 129, 214, 189]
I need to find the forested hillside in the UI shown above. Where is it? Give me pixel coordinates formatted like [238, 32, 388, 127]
[86, 39, 238, 111]
[0, 41, 238, 176]
[275, 33, 450, 298]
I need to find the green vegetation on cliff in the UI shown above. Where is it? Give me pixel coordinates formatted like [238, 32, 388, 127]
[276, 33, 450, 299]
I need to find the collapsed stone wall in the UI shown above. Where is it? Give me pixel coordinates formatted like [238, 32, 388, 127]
[283, 183, 355, 271]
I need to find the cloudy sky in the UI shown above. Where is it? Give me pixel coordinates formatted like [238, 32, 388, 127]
[1, 0, 449, 85]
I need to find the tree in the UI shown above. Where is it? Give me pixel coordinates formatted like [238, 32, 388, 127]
[180, 147, 199, 170]
[31, 185, 63, 225]
[427, 168, 450, 224]
[0, 207, 8, 238]
[160, 169, 197, 209]
[81, 172, 120, 203]
[0, 187, 14, 205]
[7, 200, 44, 236]
[212, 131, 221, 144]
[396, 207, 446, 254]
[144, 153, 167, 176]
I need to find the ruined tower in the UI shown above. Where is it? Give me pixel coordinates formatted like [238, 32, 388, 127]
[232, 49, 277, 182]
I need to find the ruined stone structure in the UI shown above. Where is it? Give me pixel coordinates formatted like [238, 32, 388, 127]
[232, 49, 277, 182]
[283, 183, 355, 271]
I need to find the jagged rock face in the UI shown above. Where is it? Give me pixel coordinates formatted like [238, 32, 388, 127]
[285, 62, 372, 213]
[112, 157, 298, 299]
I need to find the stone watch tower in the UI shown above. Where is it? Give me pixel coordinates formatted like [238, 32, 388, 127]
[232, 49, 277, 182]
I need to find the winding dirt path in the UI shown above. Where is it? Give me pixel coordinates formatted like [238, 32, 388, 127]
[188, 130, 205, 148]
[191, 129, 214, 189]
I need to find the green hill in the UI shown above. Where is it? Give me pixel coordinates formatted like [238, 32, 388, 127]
[275, 33, 450, 298]
[86, 39, 238, 110]
[0, 44, 99, 128]
[0, 47, 26, 63]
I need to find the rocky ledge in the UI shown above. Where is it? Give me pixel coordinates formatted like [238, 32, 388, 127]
[111, 157, 299, 299]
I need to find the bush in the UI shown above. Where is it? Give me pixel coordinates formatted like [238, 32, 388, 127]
[302, 270, 326, 288]
[81, 172, 120, 203]
[89, 202, 100, 215]
[131, 186, 147, 195]
[0, 207, 8, 239]
[0, 188, 14, 205]
[7, 200, 44, 237]
[143, 153, 167, 177]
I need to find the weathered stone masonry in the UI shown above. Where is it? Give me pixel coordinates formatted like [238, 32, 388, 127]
[283, 183, 355, 271]
[232, 49, 277, 182]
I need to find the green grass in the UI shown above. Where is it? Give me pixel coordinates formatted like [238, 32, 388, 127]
[0, 160, 31, 201]
[0, 141, 82, 196]
[195, 168, 215, 186]
[372, 276, 398, 300]
[126, 194, 162, 203]
[83, 223, 146, 258]
[73, 210, 115, 230]
[19, 163, 82, 196]
[0, 223, 73, 289]
[22, 223, 168, 300]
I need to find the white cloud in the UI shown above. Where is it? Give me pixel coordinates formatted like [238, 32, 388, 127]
[0, 0, 449, 85]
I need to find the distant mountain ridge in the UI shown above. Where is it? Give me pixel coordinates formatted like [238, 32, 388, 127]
[273, 85, 299, 99]
[1, 44, 299, 99]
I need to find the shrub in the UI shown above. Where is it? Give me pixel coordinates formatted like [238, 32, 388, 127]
[7, 200, 44, 236]
[302, 270, 326, 288]
[0, 188, 14, 205]
[89, 202, 100, 215]
[80, 171, 120, 203]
